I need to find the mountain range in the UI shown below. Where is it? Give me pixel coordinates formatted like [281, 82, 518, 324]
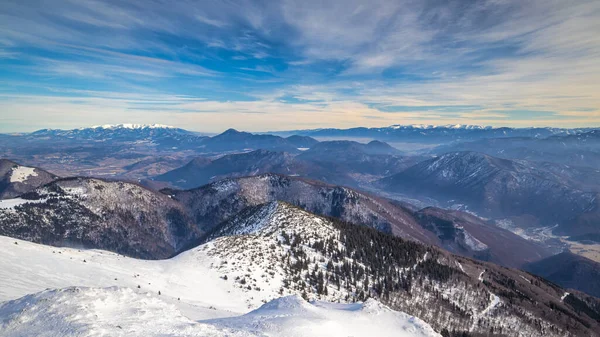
[0, 126, 324, 179]
[377, 151, 600, 237]
[2, 124, 600, 336]
[1, 201, 599, 336]
[272, 124, 595, 143]
[164, 173, 550, 268]
[152, 140, 419, 190]
[433, 129, 600, 169]
[0, 159, 559, 268]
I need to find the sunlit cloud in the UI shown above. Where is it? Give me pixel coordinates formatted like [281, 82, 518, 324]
[0, 0, 599, 132]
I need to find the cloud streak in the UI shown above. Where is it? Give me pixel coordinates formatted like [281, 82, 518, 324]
[0, 0, 598, 132]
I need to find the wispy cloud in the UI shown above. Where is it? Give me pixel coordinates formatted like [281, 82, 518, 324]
[0, 0, 599, 131]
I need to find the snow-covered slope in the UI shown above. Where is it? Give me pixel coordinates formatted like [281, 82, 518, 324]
[207, 295, 439, 337]
[0, 235, 440, 337]
[0, 287, 439, 337]
[1, 203, 599, 336]
[204, 202, 598, 336]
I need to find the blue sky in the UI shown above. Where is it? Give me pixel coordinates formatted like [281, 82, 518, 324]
[0, 0, 599, 132]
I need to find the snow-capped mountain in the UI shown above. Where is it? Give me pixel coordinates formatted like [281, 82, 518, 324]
[0, 159, 57, 199]
[433, 130, 600, 168]
[271, 124, 595, 143]
[14, 124, 209, 155]
[31, 124, 194, 139]
[29, 124, 205, 148]
[91, 123, 178, 129]
[201, 201, 600, 336]
[0, 177, 200, 258]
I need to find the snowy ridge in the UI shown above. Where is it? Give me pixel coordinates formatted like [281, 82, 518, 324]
[209, 295, 441, 337]
[389, 124, 492, 130]
[0, 287, 440, 337]
[0, 287, 231, 337]
[201, 202, 567, 336]
[90, 123, 177, 129]
[175, 173, 434, 243]
[0, 235, 440, 337]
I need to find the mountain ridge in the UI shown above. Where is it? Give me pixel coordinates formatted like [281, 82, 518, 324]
[377, 151, 599, 235]
[0, 176, 201, 259]
[199, 201, 600, 336]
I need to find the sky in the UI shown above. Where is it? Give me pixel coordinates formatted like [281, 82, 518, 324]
[0, 0, 599, 132]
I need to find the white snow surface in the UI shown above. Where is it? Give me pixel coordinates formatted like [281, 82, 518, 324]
[90, 123, 176, 129]
[462, 231, 488, 251]
[0, 198, 46, 210]
[9, 166, 37, 183]
[0, 287, 439, 337]
[0, 236, 440, 337]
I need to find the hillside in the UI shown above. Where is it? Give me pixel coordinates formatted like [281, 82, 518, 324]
[296, 140, 419, 178]
[285, 135, 319, 148]
[525, 252, 600, 298]
[154, 150, 345, 190]
[192, 202, 600, 336]
[166, 173, 437, 243]
[414, 207, 551, 268]
[0, 177, 200, 259]
[0, 159, 57, 199]
[155, 142, 416, 190]
[378, 152, 598, 235]
[168, 174, 550, 267]
[198, 129, 304, 153]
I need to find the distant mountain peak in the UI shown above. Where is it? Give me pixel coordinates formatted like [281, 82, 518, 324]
[89, 124, 177, 130]
[220, 128, 244, 135]
[389, 124, 492, 130]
